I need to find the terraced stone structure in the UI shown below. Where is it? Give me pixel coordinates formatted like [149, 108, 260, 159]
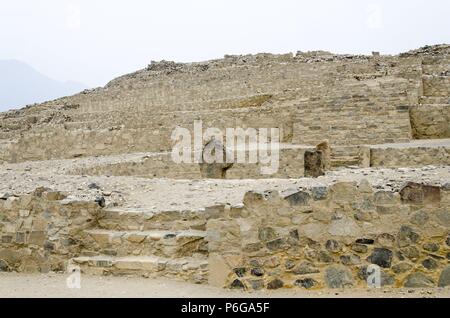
[0, 44, 449, 291]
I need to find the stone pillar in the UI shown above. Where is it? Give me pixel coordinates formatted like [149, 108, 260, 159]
[199, 139, 233, 179]
[304, 140, 331, 177]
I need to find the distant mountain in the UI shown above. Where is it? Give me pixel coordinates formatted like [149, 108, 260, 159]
[0, 60, 88, 111]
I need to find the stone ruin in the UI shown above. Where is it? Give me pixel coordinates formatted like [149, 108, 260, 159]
[0, 44, 450, 291]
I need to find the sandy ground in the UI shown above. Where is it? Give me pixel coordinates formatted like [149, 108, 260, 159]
[0, 273, 449, 298]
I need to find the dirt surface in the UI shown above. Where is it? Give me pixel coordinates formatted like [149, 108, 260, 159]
[0, 273, 449, 298]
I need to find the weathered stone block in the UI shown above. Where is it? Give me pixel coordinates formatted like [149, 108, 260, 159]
[400, 182, 441, 204]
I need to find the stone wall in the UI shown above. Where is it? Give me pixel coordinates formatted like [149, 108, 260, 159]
[0, 188, 103, 273]
[206, 181, 450, 290]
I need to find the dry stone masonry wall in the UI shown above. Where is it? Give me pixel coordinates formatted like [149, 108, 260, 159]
[206, 181, 450, 290]
[0, 45, 449, 163]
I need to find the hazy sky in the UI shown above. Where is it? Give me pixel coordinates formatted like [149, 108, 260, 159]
[0, 0, 449, 87]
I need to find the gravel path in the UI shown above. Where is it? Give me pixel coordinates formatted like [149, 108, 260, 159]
[1, 273, 449, 298]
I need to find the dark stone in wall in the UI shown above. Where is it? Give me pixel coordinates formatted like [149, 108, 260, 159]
[251, 268, 265, 277]
[266, 238, 287, 251]
[230, 279, 246, 290]
[422, 258, 439, 270]
[325, 240, 341, 253]
[404, 273, 435, 288]
[340, 254, 361, 266]
[438, 266, 450, 287]
[294, 278, 318, 289]
[351, 243, 368, 254]
[250, 280, 265, 290]
[234, 267, 247, 278]
[392, 262, 413, 274]
[357, 266, 395, 287]
[397, 226, 420, 247]
[356, 238, 375, 245]
[399, 246, 421, 261]
[292, 262, 320, 275]
[325, 265, 354, 289]
[423, 243, 440, 253]
[367, 248, 393, 268]
[311, 187, 328, 200]
[304, 150, 326, 178]
[0, 259, 10, 272]
[285, 191, 311, 206]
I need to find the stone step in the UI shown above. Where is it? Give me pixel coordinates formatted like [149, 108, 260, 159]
[98, 206, 223, 231]
[82, 229, 208, 258]
[72, 255, 208, 284]
[330, 156, 361, 168]
[419, 96, 450, 105]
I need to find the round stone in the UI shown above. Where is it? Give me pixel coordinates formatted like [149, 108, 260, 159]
[404, 273, 435, 288]
[351, 243, 368, 254]
[230, 279, 246, 290]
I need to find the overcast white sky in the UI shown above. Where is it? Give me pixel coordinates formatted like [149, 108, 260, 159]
[0, 0, 449, 87]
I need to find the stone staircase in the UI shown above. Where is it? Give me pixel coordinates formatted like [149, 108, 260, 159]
[71, 207, 213, 284]
[330, 146, 370, 169]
